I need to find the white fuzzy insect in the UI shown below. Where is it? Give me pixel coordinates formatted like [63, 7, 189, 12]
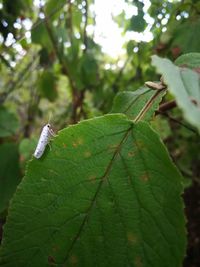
[33, 123, 55, 159]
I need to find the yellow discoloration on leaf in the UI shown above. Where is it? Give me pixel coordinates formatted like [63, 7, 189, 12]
[73, 138, 84, 148]
[89, 175, 97, 182]
[63, 143, 67, 148]
[127, 232, 137, 244]
[141, 172, 149, 182]
[128, 151, 135, 157]
[52, 246, 59, 252]
[69, 255, 78, 265]
[108, 143, 119, 153]
[135, 140, 145, 149]
[72, 142, 78, 148]
[84, 151, 91, 158]
[134, 256, 143, 267]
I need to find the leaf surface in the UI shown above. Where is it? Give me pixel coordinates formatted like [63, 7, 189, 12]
[0, 114, 186, 267]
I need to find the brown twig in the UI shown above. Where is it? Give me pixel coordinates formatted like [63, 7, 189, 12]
[42, 6, 81, 123]
[134, 89, 167, 122]
[156, 100, 177, 114]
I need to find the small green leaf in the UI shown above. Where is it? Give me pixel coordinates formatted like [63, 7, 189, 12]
[171, 19, 200, 53]
[128, 11, 146, 33]
[31, 21, 53, 51]
[175, 53, 200, 70]
[38, 70, 58, 102]
[0, 107, 19, 137]
[45, 0, 66, 20]
[111, 87, 166, 121]
[0, 114, 186, 267]
[79, 53, 99, 88]
[0, 143, 21, 213]
[152, 55, 200, 132]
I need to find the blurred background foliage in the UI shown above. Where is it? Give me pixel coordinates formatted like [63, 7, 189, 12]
[0, 0, 200, 266]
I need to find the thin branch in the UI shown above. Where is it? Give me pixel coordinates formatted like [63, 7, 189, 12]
[42, 6, 83, 123]
[157, 111, 199, 135]
[7, 1, 67, 48]
[0, 54, 38, 104]
[0, 54, 14, 70]
[42, 8, 76, 91]
[23, 86, 40, 138]
[156, 100, 177, 114]
[112, 57, 131, 93]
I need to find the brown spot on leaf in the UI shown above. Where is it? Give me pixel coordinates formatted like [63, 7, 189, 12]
[127, 232, 137, 244]
[52, 246, 59, 252]
[134, 256, 143, 267]
[73, 138, 84, 148]
[135, 140, 144, 149]
[69, 255, 78, 265]
[140, 173, 149, 182]
[128, 151, 135, 157]
[63, 143, 67, 148]
[108, 143, 119, 153]
[89, 175, 97, 182]
[48, 255, 56, 265]
[72, 142, 78, 148]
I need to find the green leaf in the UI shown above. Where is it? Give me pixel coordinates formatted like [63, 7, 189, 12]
[171, 19, 200, 53]
[19, 138, 37, 169]
[152, 55, 200, 132]
[0, 143, 21, 213]
[175, 53, 200, 70]
[0, 107, 19, 137]
[38, 70, 58, 102]
[31, 21, 53, 51]
[45, 0, 66, 20]
[0, 114, 186, 267]
[111, 87, 166, 121]
[128, 11, 146, 33]
[79, 53, 99, 88]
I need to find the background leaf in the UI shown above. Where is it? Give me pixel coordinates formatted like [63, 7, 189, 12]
[152, 55, 200, 132]
[38, 70, 58, 102]
[0, 143, 21, 213]
[0, 107, 19, 137]
[111, 87, 166, 121]
[175, 53, 200, 70]
[0, 114, 186, 267]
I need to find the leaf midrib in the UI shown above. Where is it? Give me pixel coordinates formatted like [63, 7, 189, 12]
[61, 125, 132, 265]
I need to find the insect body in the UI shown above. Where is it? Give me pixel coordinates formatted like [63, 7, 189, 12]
[33, 124, 55, 159]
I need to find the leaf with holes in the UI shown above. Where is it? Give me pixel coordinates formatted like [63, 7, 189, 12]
[152, 55, 200, 132]
[0, 114, 186, 267]
[111, 87, 166, 121]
